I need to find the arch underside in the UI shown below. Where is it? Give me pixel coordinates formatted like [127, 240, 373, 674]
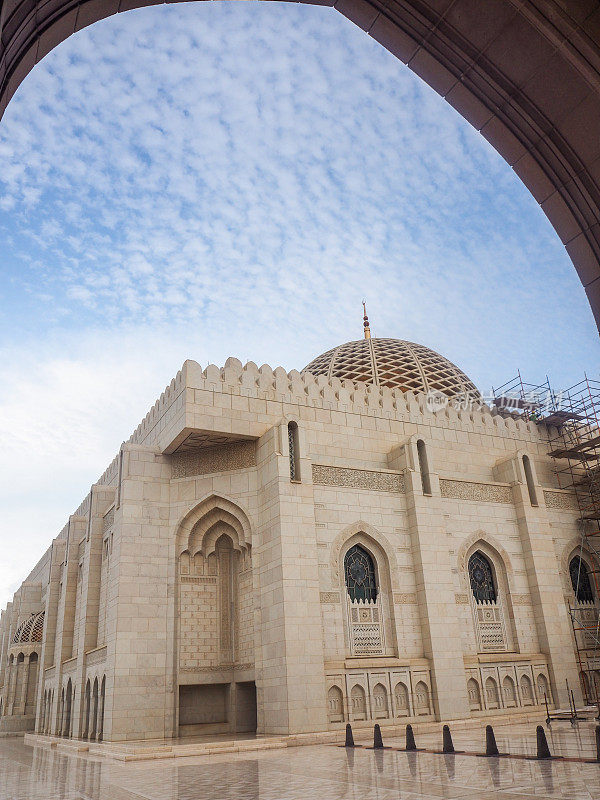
[1, 0, 600, 329]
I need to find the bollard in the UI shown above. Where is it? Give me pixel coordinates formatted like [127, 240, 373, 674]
[373, 723, 383, 749]
[536, 725, 552, 759]
[595, 725, 600, 763]
[405, 724, 417, 751]
[485, 725, 499, 757]
[345, 723, 355, 748]
[442, 724, 455, 754]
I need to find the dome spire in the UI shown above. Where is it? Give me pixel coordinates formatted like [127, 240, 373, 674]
[362, 300, 372, 340]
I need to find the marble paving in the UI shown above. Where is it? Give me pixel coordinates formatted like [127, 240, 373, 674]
[2, 721, 600, 800]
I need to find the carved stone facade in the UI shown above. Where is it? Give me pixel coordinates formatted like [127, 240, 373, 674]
[440, 479, 512, 503]
[0, 339, 587, 742]
[543, 490, 579, 510]
[172, 441, 256, 479]
[312, 465, 405, 493]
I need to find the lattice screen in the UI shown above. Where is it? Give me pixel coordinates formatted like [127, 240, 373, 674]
[12, 610, 44, 643]
[303, 338, 479, 398]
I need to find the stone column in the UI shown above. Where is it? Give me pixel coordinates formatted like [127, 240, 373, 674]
[104, 444, 172, 742]
[393, 438, 470, 721]
[70, 486, 114, 738]
[36, 542, 64, 733]
[509, 459, 581, 707]
[253, 422, 327, 735]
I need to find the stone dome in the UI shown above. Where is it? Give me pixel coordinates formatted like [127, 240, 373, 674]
[303, 337, 479, 398]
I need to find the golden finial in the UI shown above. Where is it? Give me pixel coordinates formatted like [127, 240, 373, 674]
[362, 300, 371, 340]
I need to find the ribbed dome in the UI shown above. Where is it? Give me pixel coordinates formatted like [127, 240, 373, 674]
[303, 338, 479, 398]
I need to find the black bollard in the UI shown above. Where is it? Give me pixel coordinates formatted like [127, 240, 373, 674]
[536, 725, 552, 759]
[405, 724, 417, 751]
[373, 723, 384, 749]
[485, 725, 499, 757]
[442, 724, 455, 754]
[595, 725, 600, 762]
[345, 723, 355, 748]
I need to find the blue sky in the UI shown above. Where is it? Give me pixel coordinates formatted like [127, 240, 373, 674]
[0, 1, 599, 604]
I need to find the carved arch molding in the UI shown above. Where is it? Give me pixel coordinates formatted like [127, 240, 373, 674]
[1, 1, 600, 328]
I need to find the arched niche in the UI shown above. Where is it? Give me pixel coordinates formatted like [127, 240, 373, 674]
[327, 685, 344, 724]
[338, 530, 398, 658]
[176, 494, 252, 558]
[461, 537, 518, 654]
[466, 677, 482, 712]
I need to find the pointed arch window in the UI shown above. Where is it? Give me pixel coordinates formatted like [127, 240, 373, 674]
[288, 422, 300, 481]
[344, 545, 377, 603]
[570, 556, 594, 603]
[468, 552, 496, 603]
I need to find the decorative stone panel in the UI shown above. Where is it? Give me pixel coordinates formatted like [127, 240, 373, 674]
[62, 658, 77, 675]
[440, 479, 512, 503]
[511, 594, 533, 605]
[454, 593, 469, 605]
[102, 507, 115, 533]
[393, 593, 417, 604]
[320, 592, 341, 604]
[180, 663, 253, 674]
[312, 465, 405, 493]
[172, 441, 256, 479]
[86, 646, 107, 667]
[543, 490, 579, 510]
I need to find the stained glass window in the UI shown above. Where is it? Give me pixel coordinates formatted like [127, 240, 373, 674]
[570, 556, 594, 603]
[344, 545, 377, 602]
[468, 552, 496, 603]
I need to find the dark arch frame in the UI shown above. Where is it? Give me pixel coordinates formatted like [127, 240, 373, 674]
[1, 1, 600, 329]
[569, 555, 595, 603]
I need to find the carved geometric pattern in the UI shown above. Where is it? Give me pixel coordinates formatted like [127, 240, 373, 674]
[102, 507, 115, 533]
[172, 441, 256, 479]
[86, 646, 107, 667]
[303, 337, 479, 398]
[474, 605, 507, 652]
[179, 663, 253, 673]
[393, 593, 418, 604]
[544, 490, 579, 510]
[312, 464, 404, 493]
[440, 479, 512, 503]
[350, 621, 384, 655]
[511, 594, 533, 605]
[320, 592, 341, 604]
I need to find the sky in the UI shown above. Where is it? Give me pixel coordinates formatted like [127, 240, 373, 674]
[0, 1, 599, 606]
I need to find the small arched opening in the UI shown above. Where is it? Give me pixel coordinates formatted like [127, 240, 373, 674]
[417, 439, 431, 496]
[467, 677, 482, 711]
[522, 455, 538, 506]
[288, 421, 300, 481]
[327, 685, 344, 724]
[372, 683, 389, 720]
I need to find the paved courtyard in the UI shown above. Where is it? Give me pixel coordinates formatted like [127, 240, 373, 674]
[2, 721, 600, 800]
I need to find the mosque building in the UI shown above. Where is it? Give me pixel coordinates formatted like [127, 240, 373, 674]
[0, 310, 594, 742]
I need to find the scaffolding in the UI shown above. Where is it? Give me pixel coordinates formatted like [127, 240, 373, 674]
[492, 373, 600, 706]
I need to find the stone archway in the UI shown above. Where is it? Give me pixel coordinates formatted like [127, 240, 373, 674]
[1, 1, 600, 326]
